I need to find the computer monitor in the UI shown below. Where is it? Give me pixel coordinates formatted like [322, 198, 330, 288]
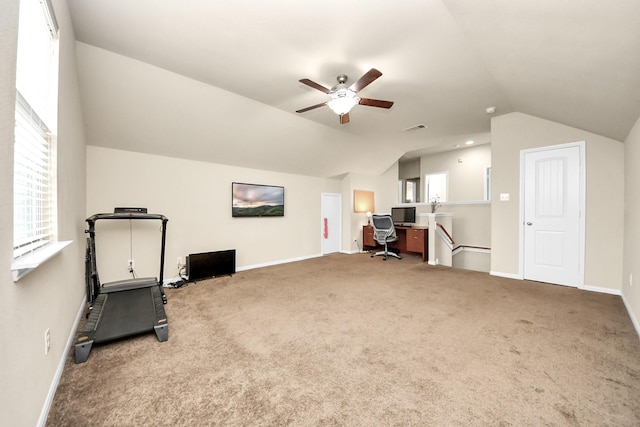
[391, 206, 416, 225]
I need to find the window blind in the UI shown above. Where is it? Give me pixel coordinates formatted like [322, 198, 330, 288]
[14, 92, 54, 257]
[13, 0, 59, 258]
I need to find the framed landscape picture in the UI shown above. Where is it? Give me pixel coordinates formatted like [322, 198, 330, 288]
[232, 182, 285, 217]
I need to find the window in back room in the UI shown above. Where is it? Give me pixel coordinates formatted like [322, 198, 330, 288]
[424, 172, 448, 203]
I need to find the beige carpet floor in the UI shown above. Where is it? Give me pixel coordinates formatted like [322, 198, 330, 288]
[47, 253, 640, 426]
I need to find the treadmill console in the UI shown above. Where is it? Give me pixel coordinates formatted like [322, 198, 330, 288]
[114, 207, 148, 214]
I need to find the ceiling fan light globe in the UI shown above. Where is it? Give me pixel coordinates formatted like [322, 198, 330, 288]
[327, 89, 360, 115]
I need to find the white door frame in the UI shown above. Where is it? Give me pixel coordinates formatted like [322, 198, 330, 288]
[321, 193, 342, 255]
[518, 141, 586, 287]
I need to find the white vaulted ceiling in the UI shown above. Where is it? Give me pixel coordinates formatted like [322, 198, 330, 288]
[67, 0, 640, 177]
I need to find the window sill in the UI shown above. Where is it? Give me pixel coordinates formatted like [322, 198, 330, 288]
[11, 240, 73, 282]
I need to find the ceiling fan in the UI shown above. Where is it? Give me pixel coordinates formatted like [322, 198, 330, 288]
[296, 68, 394, 125]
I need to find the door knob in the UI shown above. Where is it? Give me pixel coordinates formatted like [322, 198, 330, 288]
[526, 222, 533, 226]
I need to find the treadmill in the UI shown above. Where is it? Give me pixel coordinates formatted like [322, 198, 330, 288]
[74, 211, 169, 363]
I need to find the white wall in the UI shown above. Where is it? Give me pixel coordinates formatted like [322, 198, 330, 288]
[421, 144, 491, 202]
[442, 203, 491, 272]
[0, 0, 87, 425]
[491, 112, 624, 291]
[623, 115, 640, 333]
[86, 146, 342, 281]
[399, 158, 420, 179]
[399, 146, 493, 272]
[341, 164, 399, 253]
[75, 42, 404, 179]
[400, 202, 490, 272]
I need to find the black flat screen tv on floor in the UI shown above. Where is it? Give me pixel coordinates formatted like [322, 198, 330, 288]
[232, 182, 285, 217]
[186, 249, 236, 281]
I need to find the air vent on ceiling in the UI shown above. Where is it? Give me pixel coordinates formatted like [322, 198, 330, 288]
[403, 124, 428, 132]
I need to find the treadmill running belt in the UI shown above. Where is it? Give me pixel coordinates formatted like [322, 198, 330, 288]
[94, 287, 157, 342]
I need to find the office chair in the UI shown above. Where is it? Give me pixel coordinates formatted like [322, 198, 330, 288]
[370, 214, 402, 260]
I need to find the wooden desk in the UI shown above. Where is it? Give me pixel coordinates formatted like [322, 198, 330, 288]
[363, 225, 428, 261]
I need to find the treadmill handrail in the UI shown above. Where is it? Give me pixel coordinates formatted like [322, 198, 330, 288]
[87, 213, 168, 222]
[85, 212, 169, 303]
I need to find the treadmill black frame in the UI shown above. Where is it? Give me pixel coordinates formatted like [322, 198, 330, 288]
[75, 212, 169, 363]
[85, 212, 168, 305]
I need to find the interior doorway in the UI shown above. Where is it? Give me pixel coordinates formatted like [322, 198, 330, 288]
[520, 142, 585, 287]
[321, 193, 342, 255]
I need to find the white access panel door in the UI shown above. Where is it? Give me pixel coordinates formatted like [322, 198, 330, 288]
[523, 144, 583, 287]
[321, 193, 342, 255]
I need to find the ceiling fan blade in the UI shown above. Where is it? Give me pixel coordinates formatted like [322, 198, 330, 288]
[340, 113, 350, 125]
[296, 102, 327, 113]
[349, 68, 382, 93]
[299, 78, 331, 94]
[359, 98, 394, 109]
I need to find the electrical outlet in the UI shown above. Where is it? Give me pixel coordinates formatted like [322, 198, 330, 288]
[44, 328, 50, 355]
[128, 259, 135, 270]
[630, 273, 633, 287]
[177, 256, 183, 267]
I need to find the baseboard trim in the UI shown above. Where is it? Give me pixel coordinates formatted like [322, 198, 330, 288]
[490, 271, 522, 280]
[581, 285, 621, 295]
[621, 292, 640, 340]
[343, 249, 360, 255]
[236, 253, 323, 272]
[38, 295, 86, 427]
